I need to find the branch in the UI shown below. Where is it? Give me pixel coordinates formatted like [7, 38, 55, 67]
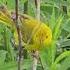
[15, 0, 22, 70]
[32, 0, 40, 70]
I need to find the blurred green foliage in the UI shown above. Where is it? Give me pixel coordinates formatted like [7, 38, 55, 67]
[0, 0, 70, 70]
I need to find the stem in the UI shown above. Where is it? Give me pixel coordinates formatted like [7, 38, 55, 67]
[15, 0, 22, 70]
[39, 56, 44, 70]
[35, 0, 40, 21]
[32, 0, 40, 70]
[32, 51, 39, 70]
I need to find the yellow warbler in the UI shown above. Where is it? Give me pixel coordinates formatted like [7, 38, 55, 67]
[20, 14, 52, 51]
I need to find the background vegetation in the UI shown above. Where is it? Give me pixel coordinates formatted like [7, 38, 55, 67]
[0, 0, 70, 70]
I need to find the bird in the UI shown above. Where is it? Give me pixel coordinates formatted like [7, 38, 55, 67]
[20, 14, 52, 51]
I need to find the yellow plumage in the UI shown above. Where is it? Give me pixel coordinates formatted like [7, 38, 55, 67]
[20, 14, 52, 51]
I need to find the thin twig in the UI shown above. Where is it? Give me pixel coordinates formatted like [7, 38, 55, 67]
[15, 0, 22, 70]
[32, 0, 40, 70]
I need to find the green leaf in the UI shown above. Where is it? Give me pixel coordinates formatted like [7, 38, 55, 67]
[60, 39, 70, 47]
[62, 18, 70, 33]
[60, 56, 70, 70]
[54, 51, 70, 64]
[39, 50, 49, 70]
[3, 27, 15, 61]
[50, 51, 70, 70]
[0, 59, 32, 70]
[53, 14, 64, 40]
[0, 50, 7, 65]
